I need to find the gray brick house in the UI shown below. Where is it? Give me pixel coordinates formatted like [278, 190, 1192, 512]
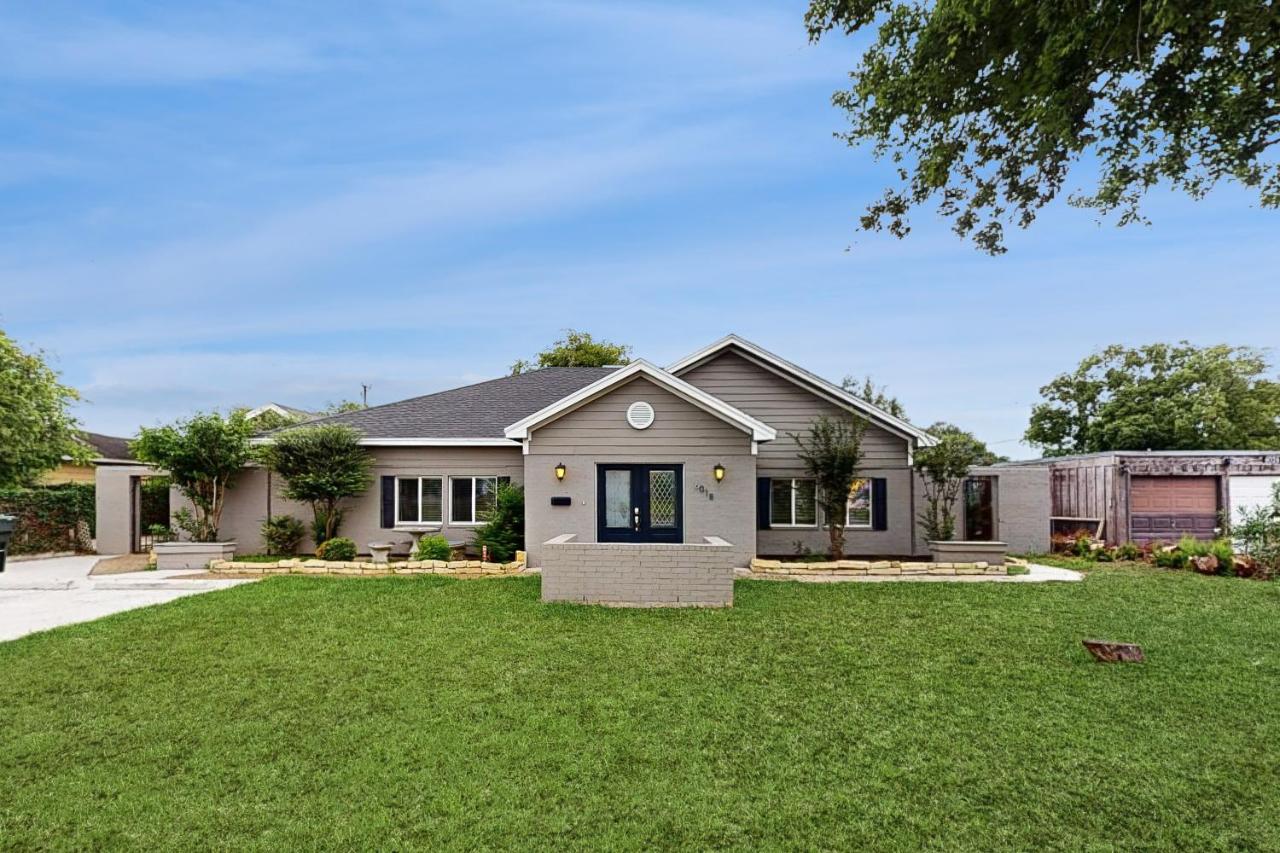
[99, 335, 954, 605]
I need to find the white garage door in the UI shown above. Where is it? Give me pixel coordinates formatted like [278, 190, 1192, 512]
[1229, 476, 1280, 526]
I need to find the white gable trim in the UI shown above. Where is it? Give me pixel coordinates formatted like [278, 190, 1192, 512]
[504, 359, 777, 442]
[249, 436, 517, 447]
[668, 335, 937, 447]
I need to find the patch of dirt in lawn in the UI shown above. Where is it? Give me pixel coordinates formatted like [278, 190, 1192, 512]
[90, 554, 152, 575]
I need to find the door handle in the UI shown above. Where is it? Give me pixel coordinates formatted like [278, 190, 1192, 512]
[633, 506, 641, 531]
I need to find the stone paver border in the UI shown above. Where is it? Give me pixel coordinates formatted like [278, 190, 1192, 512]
[208, 557, 527, 577]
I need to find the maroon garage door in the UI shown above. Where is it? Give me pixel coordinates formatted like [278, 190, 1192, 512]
[1129, 476, 1218, 544]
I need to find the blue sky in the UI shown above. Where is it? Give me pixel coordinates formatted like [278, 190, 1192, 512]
[2, 1, 1277, 458]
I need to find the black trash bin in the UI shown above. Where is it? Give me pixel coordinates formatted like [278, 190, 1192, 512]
[0, 515, 15, 573]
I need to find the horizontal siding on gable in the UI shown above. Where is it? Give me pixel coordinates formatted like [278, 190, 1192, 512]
[680, 350, 909, 470]
[529, 376, 752, 456]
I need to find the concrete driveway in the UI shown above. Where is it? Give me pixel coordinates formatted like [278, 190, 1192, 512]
[0, 555, 251, 643]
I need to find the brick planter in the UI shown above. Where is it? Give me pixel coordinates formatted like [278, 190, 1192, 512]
[541, 534, 735, 607]
[748, 557, 1010, 577]
[154, 541, 237, 570]
[928, 540, 1008, 566]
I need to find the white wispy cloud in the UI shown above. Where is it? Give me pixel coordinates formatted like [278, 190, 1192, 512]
[0, 21, 322, 83]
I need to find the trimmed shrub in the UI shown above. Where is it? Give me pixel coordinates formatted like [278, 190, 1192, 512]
[315, 537, 356, 561]
[414, 534, 452, 562]
[470, 484, 524, 562]
[261, 515, 306, 555]
[1116, 541, 1143, 561]
[0, 484, 95, 554]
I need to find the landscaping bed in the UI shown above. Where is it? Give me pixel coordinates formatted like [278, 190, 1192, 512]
[3, 568, 1278, 848]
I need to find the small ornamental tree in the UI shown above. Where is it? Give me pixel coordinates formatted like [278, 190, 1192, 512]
[259, 425, 373, 545]
[471, 483, 525, 562]
[915, 422, 998, 542]
[132, 412, 256, 542]
[0, 330, 89, 489]
[791, 415, 865, 560]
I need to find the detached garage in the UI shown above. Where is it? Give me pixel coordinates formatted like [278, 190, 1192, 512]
[990, 451, 1280, 546]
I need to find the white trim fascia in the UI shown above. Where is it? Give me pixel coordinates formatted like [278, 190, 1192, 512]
[250, 436, 518, 447]
[667, 334, 938, 447]
[503, 359, 777, 442]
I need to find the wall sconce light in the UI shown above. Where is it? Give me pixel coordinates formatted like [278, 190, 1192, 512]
[554, 462, 567, 481]
[713, 463, 726, 482]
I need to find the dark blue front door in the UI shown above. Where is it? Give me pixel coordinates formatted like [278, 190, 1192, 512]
[597, 464, 683, 543]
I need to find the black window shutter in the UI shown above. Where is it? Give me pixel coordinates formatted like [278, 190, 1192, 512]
[380, 476, 395, 529]
[756, 477, 772, 529]
[871, 478, 888, 531]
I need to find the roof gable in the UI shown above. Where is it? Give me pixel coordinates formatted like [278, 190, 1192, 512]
[504, 360, 777, 442]
[668, 334, 936, 447]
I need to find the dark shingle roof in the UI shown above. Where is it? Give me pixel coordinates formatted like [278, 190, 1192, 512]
[295, 367, 617, 439]
[84, 432, 134, 460]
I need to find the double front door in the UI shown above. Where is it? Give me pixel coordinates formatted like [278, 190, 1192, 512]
[597, 464, 683, 543]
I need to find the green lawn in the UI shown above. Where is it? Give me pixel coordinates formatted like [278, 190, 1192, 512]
[2, 570, 1278, 850]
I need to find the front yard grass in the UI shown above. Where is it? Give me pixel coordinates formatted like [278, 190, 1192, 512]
[2, 569, 1278, 850]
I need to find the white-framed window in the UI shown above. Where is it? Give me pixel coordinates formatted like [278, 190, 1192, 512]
[770, 478, 817, 527]
[450, 475, 511, 525]
[396, 476, 443, 525]
[846, 478, 873, 529]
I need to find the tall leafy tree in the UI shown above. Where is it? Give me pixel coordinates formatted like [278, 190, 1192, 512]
[806, 1, 1280, 253]
[792, 415, 866, 560]
[842, 374, 907, 418]
[511, 330, 632, 374]
[132, 412, 256, 542]
[0, 331, 87, 489]
[1026, 343, 1280, 455]
[259, 425, 374, 544]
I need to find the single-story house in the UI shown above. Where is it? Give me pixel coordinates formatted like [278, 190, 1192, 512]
[985, 451, 1280, 545]
[40, 432, 136, 486]
[96, 335, 1065, 603]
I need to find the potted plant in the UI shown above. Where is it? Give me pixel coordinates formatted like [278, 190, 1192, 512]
[131, 411, 255, 569]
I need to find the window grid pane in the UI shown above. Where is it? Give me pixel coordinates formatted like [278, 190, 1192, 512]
[451, 477, 473, 523]
[397, 478, 419, 523]
[794, 480, 816, 525]
[847, 478, 872, 528]
[421, 478, 443, 524]
[770, 480, 793, 526]
[475, 477, 498, 521]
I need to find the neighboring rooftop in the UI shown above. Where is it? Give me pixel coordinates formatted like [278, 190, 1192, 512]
[295, 367, 619, 440]
[82, 432, 134, 462]
[992, 449, 1280, 467]
[245, 403, 318, 421]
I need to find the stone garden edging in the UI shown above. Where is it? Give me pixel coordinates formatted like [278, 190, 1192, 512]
[208, 557, 527, 577]
[748, 557, 1020, 577]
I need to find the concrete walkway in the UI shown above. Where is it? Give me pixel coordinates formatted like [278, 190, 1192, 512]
[734, 563, 1082, 584]
[0, 555, 252, 643]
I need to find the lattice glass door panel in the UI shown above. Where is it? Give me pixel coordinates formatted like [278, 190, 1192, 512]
[604, 469, 632, 528]
[649, 469, 677, 528]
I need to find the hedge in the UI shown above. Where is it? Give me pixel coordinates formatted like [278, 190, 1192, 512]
[0, 484, 95, 555]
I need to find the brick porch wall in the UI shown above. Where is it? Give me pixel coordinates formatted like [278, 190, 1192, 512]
[540, 534, 735, 607]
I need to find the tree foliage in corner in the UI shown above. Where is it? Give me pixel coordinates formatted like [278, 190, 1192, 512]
[132, 412, 256, 542]
[258, 425, 374, 545]
[1026, 342, 1280, 455]
[842, 374, 907, 418]
[806, 1, 1280, 253]
[0, 330, 87, 489]
[511, 330, 632, 374]
[792, 415, 865, 560]
[916, 422, 1002, 542]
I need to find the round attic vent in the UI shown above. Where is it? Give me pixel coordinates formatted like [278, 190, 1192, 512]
[626, 401, 655, 430]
